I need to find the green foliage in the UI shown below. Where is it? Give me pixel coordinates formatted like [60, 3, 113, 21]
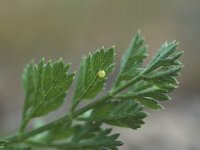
[72, 48, 115, 110]
[90, 100, 147, 129]
[53, 122, 123, 150]
[21, 58, 74, 131]
[114, 39, 183, 111]
[114, 31, 148, 88]
[0, 31, 183, 150]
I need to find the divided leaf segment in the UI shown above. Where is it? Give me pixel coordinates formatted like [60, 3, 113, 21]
[72, 48, 115, 111]
[0, 31, 183, 150]
[20, 59, 74, 132]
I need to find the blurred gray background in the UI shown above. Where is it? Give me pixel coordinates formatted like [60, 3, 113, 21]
[0, 0, 199, 150]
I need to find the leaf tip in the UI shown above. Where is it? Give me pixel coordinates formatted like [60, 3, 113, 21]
[112, 45, 116, 49]
[137, 29, 141, 34]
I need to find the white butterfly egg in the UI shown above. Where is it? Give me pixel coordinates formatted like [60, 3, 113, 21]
[97, 70, 106, 78]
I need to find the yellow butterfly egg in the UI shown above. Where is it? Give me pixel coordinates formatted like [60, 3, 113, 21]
[97, 70, 106, 78]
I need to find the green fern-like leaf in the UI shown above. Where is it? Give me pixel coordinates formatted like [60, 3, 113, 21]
[115, 40, 183, 110]
[114, 31, 148, 88]
[21, 58, 74, 130]
[72, 48, 115, 110]
[0, 31, 183, 150]
[90, 100, 147, 129]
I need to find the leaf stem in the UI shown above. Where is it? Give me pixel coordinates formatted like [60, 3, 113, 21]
[19, 117, 31, 134]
